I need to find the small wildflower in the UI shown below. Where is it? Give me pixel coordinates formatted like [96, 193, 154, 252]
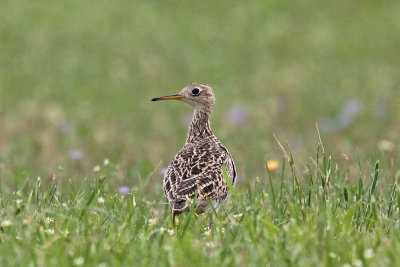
[364, 248, 374, 259]
[205, 242, 215, 248]
[267, 160, 280, 171]
[73, 257, 84, 266]
[103, 158, 110, 166]
[233, 213, 243, 219]
[282, 224, 289, 231]
[160, 227, 166, 234]
[227, 105, 249, 125]
[329, 252, 337, 258]
[352, 259, 363, 267]
[46, 217, 54, 224]
[2, 220, 12, 228]
[44, 229, 55, 235]
[204, 229, 212, 237]
[98, 197, 105, 205]
[167, 229, 174, 235]
[119, 186, 130, 194]
[93, 165, 101, 172]
[148, 218, 157, 226]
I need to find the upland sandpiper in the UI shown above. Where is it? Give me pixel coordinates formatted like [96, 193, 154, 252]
[152, 83, 237, 225]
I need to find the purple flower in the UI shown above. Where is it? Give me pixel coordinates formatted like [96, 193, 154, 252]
[227, 105, 249, 125]
[337, 98, 363, 128]
[119, 186, 130, 194]
[69, 150, 84, 160]
[320, 98, 363, 133]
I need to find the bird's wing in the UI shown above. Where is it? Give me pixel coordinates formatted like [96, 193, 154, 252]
[163, 142, 229, 202]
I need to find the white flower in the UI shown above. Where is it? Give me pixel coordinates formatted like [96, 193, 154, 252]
[205, 242, 215, 248]
[73, 257, 84, 266]
[160, 227, 166, 234]
[167, 229, 174, 235]
[364, 248, 374, 259]
[93, 165, 101, 172]
[352, 259, 363, 267]
[103, 159, 110, 166]
[329, 252, 337, 258]
[46, 217, 54, 224]
[203, 229, 212, 237]
[2, 220, 12, 227]
[98, 197, 105, 205]
[44, 229, 55, 235]
[233, 213, 243, 219]
[148, 219, 157, 226]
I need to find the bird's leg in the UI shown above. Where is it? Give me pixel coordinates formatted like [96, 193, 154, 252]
[172, 213, 176, 227]
[209, 213, 215, 228]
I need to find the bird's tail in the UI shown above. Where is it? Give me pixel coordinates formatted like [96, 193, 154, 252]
[172, 199, 188, 215]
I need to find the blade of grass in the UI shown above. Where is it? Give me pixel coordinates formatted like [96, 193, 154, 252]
[79, 176, 106, 219]
[266, 163, 276, 204]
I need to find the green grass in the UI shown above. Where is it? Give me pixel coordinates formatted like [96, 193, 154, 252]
[1, 0, 400, 266]
[1, 143, 400, 266]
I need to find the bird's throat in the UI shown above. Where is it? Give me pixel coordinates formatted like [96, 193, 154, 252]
[186, 108, 213, 143]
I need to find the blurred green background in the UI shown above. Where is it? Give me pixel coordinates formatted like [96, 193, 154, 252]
[1, 0, 399, 192]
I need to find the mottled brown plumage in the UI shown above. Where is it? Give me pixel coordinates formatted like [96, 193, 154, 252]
[152, 83, 237, 225]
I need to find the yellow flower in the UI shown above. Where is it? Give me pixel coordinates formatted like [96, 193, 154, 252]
[148, 218, 157, 226]
[267, 160, 280, 171]
[2, 220, 12, 228]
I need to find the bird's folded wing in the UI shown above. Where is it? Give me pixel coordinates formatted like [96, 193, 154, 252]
[175, 175, 218, 200]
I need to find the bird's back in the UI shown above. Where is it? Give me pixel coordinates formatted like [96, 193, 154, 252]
[163, 137, 236, 214]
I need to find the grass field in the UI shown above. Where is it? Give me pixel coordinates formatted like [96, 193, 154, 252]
[1, 0, 400, 266]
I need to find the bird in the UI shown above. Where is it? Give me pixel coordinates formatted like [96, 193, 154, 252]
[151, 83, 237, 226]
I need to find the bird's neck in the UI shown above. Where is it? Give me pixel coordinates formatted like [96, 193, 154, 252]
[186, 107, 214, 143]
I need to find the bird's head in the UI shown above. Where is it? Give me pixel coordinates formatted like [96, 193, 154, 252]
[151, 83, 215, 111]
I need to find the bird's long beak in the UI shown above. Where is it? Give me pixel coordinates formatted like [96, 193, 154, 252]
[151, 94, 184, 101]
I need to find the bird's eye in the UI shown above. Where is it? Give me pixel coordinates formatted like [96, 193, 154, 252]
[191, 88, 200, 95]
